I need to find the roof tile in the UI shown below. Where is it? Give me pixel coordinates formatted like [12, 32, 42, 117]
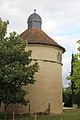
[20, 28, 65, 52]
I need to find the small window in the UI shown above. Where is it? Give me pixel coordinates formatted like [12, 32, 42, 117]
[57, 52, 62, 62]
[60, 54, 62, 62]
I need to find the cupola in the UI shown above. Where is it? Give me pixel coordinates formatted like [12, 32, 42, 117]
[27, 9, 42, 29]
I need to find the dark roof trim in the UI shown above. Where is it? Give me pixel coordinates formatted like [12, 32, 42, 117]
[28, 42, 66, 53]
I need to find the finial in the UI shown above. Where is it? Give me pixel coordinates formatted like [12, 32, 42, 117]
[34, 9, 36, 13]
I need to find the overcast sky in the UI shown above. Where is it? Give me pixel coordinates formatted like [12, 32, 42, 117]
[0, 0, 80, 87]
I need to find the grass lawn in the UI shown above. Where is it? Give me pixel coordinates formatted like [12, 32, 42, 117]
[1, 108, 80, 120]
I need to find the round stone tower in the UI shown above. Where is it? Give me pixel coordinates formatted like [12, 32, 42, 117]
[3, 10, 65, 115]
[20, 10, 65, 114]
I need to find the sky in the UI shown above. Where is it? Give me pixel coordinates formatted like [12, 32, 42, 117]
[0, 0, 80, 87]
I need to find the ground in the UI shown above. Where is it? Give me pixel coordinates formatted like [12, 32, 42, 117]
[0, 108, 80, 120]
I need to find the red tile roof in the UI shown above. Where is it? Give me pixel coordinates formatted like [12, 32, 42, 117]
[20, 28, 65, 53]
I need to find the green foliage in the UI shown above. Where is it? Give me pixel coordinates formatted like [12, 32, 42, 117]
[66, 40, 80, 108]
[0, 19, 39, 107]
[63, 87, 72, 107]
[0, 18, 9, 39]
[66, 54, 76, 107]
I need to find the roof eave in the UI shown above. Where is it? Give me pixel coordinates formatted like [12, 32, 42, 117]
[28, 42, 66, 53]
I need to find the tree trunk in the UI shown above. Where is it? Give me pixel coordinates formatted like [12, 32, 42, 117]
[3, 104, 7, 120]
[12, 111, 15, 120]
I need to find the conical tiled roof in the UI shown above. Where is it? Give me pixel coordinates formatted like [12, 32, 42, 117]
[20, 28, 65, 53]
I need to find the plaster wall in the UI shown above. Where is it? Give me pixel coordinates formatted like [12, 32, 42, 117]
[24, 44, 63, 114]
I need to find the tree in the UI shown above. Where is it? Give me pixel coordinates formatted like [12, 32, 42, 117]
[67, 41, 80, 108]
[68, 54, 76, 107]
[0, 19, 39, 120]
[65, 54, 76, 107]
[70, 54, 76, 107]
[63, 87, 72, 107]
